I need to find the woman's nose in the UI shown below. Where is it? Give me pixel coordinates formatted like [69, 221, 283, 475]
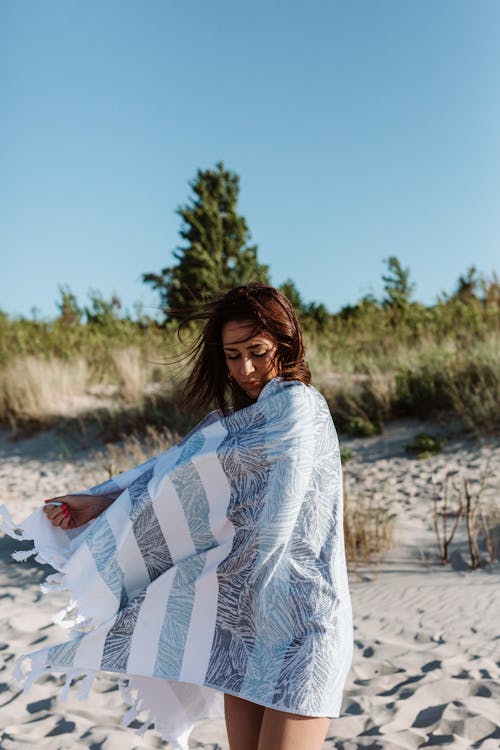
[240, 357, 255, 375]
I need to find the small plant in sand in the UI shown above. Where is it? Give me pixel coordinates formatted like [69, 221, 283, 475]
[431, 470, 463, 564]
[343, 472, 396, 566]
[406, 432, 442, 459]
[432, 457, 500, 568]
[478, 496, 500, 565]
[461, 457, 499, 568]
[340, 447, 354, 464]
[100, 425, 179, 479]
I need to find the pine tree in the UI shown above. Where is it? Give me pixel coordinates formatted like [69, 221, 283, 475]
[279, 279, 306, 314]
[143, 162, 269, 318]
[382, 256, 415, 309]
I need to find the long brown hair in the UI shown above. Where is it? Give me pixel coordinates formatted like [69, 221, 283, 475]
[179, 283, 311, 414]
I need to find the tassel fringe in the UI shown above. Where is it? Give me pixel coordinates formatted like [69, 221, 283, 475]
[0, 504, 27, 541]
[1, 502, 198, 749]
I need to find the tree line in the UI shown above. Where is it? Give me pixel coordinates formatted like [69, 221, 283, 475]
[2, 160, 499, 336]
[0, 163, 498, 435]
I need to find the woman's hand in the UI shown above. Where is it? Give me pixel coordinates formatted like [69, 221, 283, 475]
[42, 493, 116, 530]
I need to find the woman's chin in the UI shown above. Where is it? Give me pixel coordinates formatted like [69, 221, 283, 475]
[242, 383, 263, 398]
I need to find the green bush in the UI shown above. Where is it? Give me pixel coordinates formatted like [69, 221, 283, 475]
[0, 273, 498, 435]
[405, 432, 443, 459]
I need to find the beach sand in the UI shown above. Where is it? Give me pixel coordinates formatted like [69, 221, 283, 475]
[1, 421, 499, 749]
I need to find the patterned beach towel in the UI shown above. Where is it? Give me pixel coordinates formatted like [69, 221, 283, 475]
[1, 378, 353, 749]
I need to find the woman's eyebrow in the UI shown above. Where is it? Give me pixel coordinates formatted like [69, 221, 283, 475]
[223, 342, 267, 350]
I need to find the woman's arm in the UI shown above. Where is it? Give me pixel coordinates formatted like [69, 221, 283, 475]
[43, 490, 121, 530]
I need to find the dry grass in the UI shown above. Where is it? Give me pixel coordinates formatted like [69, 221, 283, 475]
[446, 337, 500, 434]
[0, 349, 179, 430]
[431, 456, 500, 568]
[111, 347, 149, 404]
[0, 356, 89, 425]
[343, 473, 396, 565]
[100, 425, 179, 477]
[0, 332, 498, 437]
[480, 498, 500, 564]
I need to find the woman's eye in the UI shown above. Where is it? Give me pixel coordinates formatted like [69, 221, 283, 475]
[225, 349, 269, 361]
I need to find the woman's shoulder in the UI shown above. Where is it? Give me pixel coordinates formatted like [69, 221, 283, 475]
[256, 377, 304, 404]
[259, 377, 325, 401]
[258, 378, 330, 418]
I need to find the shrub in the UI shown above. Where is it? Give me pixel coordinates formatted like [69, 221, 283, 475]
[343, 474, 395, 564]
[405, 432, 443, 459]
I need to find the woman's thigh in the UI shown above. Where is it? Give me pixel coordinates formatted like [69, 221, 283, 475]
[224, 693, 265, 750]
[257, 707, 331, 750]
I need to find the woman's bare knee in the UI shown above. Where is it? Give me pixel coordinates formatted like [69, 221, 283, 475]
[224, 693, 265, 750]
[257, 706, 331, 750]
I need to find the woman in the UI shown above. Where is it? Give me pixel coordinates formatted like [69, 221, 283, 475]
[14, 283, 352, 750]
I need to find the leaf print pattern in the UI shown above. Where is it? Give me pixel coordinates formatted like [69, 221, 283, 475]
[86, 516, 126, 605]
[100, 592, 146, 672]
[205, 381, 352, 713]
[132, 502, 173, 582]
[204, 405, 269, 691]
[47, 633, 84, 669]
[128, 467, 154, 522]
[154, 552, 207, 679]
[13, 378, 352, 745]
[169, 432, 219, 554]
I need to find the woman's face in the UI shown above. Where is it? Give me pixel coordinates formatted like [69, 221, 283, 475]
[221, 319, 279, 400]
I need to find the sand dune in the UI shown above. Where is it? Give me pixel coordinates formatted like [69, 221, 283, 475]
[1, 422, 499, 748]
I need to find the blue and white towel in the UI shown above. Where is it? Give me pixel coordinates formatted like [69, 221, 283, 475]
[1, 378, 353, 749]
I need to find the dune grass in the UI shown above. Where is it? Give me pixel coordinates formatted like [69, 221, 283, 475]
[343, 473, 396, 564]
[0, 356, 89, 425]
[0, 288, 499, 437]
[1, 332, 498, 437]
[1, 297, 497, 567]
[318, 333, 500, 436]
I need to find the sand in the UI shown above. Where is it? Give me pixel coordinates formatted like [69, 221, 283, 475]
[1, 420, 499, 749]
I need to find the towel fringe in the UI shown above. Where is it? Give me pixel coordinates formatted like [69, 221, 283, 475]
[12, 654, 30, 684]
[118, 677, 133, 704]
[119, 692, 154, 738]
[0, 504, 25, 540]
[40, 572, 66, 593]
[22, 669, 40, 693]
[136, 717, 151, 737]
[52, 599, 78, 626]
[76, 672, 95, 700]
[11, 547, 38, 562]
[121, 704, 139, 726]
[60, 671, 75, 701]
[12, 654, 43, 694]
[12, 658, 181, 748]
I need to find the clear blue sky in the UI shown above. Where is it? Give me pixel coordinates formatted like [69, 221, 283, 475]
[1, 0, 499, 319]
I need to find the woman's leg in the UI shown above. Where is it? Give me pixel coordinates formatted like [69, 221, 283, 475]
[257, 707, 331, 750]
[224, 693, 265, 750]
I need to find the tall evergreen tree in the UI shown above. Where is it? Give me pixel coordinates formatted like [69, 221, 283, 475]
[279, 279, 306, 314]
[56, 285, 82, 327]
[143, 162, 269, 318]
[382, 256, 415, 309]
[453, 266, 480, 300]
